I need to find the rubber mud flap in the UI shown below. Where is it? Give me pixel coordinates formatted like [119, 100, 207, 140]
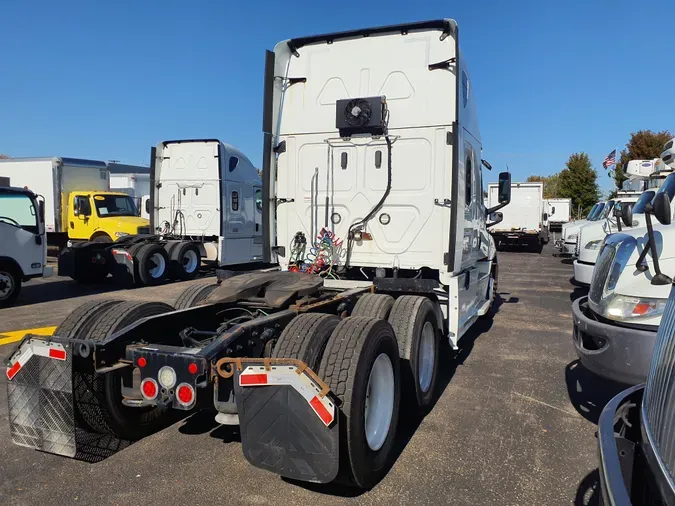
[233, 367, 340, 483]
[7, 340, 76, 457]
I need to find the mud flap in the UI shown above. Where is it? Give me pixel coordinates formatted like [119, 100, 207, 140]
[232, 362, 340, 483]
[7, 339, 76, 457]
[6, 336, 133, 462]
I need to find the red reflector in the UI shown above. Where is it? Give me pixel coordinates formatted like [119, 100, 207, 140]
[7, 361, 21, 380]
[188, 363, 198, 374]
[633, 303, 652, 316]
[137, 357, 147, 368]
[240, 373, 268, 385]
[48, 348, 66, 360]
[142, 379, 157, 399]
[177, 385, 194, 404]
[310, 396, 333, 425]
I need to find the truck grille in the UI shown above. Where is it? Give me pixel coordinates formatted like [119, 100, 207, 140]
[588, 243, 616, 306]
[575, 235, 581, 256]
[643, 284, 675, 489]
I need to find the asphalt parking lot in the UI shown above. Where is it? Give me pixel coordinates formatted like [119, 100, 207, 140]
[0, 246, 629, 505]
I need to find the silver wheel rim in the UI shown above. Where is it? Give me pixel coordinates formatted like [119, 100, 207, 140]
[183, 249, 199, 273]
[0, 272, 14, 300]
[488, 274, 495, 304]
[418, 321, 435, 393]
[364, 353, 395, 451]
[149, 253, 166, 279]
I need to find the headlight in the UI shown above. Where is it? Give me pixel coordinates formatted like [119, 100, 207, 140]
[584, 240, 603, 250]
[604, 295, 668, 321]
[566, 233, 578, 241]
[115, 232, 130, 238]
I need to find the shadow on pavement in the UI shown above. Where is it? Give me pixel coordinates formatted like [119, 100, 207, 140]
[575, 468, 601, 506]
[565, 360, 629, 425]
[14, 278, 121, 307]
[561, 258, 575, 265]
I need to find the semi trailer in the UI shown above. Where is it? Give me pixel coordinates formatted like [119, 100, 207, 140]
[487, 181, 547, 250]
[0, 157, 149, 248]
[573, 138, 675, 384]
[5, 19, 511, 488]
[56, 140, 263, 286]
[0, 185, 52, 306]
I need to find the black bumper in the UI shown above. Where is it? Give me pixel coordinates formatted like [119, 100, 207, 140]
[572, 297, 657, 385]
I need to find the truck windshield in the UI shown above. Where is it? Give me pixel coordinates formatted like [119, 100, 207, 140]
[588, 203, 605, 220]
[633, 190, 656, 214]
[600, 201, 615, 219]
[94, 194, 139, 217]
[0, 192, 38, 232]
[585, 203, 599, 219]
[656, 173, 675, 201]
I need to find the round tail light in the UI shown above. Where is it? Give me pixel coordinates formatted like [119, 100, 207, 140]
[176, 383, 195, 407]
[141, 378, 158, 400]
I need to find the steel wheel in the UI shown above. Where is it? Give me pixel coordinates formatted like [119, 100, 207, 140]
[183, 249, 199, 274]
[0, 271, 15, 300]
[148, 252, 166, 279]
[417, 322, 435, 393]
[364, 352, 395, 451]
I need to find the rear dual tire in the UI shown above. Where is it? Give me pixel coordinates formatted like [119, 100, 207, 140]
[131, 243, 169, 286]
[165, 242, 201, 281]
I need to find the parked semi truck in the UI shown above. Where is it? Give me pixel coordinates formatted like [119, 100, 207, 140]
[573, 160, 673, 284]
[545, 198, 571, 233]
[0, 185, 53, 306]
[487, 181, 547, 250]
[5, 20, 511, 488]
[108, 162, 151, 220]
[558, 201, 606, 255]
[573, 138, 675, 384]
[0, 157, 149, 248]
[56, 140, 263, 285]
[596, 262, 675, 504]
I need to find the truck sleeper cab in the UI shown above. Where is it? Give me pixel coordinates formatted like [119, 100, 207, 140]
[5, 19, 510, 489]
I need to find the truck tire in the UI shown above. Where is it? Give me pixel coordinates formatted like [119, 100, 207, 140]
[388, 296, 440, 413]
[169, 242, 201, 281]
[272, 313, 339, 370]
[173, 282, 218, 310]
[0, 264, 21, 308]
[318, 317, 401, 489]
[134, 243, 169, 286]
[91, 233, 112, 243]
[480, 264, 498, 320]
[351, 294, 394, 320]
[72, 301, 175, 440]
[54, 299, 124, 338]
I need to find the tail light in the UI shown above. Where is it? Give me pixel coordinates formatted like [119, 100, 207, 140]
[141, 378, 158, 400]
[176, 383, 195, 407]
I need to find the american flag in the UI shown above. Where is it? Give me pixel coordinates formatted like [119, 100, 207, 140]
[602, 149, 617, 168]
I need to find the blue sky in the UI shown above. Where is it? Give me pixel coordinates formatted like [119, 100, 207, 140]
[1, 0, 672, 194]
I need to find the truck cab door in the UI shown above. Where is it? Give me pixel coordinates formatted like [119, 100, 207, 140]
[69, 194, 94, 241]
[0, 192, 44, 277]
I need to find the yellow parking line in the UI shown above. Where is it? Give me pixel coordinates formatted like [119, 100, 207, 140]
[0, 326, 57, 346]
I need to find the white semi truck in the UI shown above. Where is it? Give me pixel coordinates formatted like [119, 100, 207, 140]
[487, 181, 547, 250]
[5, 19, 510, 488]
[0, 185, 53, 306]
[56, 140, 263, 285]
[573, 138, 675, 384]
[573, 160, 673, 284]
[558, 202, 606, 254]
[545, 197, 571, 233]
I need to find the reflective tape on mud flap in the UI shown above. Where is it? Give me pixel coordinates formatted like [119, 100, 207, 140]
[239, 366, 335, 426]
[6, 339, 67, 380]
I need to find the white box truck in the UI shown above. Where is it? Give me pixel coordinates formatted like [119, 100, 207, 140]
[487, 181, 547, 250]
[5, 19, 511, 489]
[108, 163, 151, 220]
[545, 197, 571, 232]
[0, 157, 149, 248]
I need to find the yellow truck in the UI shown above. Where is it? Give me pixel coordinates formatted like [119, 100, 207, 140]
[0, 157, 149, 248]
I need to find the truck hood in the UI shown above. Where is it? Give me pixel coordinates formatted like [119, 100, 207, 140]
[99, 215, 149, 233]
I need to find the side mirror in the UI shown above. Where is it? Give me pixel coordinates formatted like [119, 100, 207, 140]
[38, 200, 45, 223]
[498, 171, 511, 204]
[145, 199, 151, 215]
[613, 205, 622, 218]
[543, 212, 548, 221]
[487, 212, 503, 228]
[652, 192, 672, 225]
[621, 204, 633, 228]
[551, 206, 555, 214]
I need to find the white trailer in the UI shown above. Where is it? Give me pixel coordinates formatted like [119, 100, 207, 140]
[487, 181, 547, 250]
[5, 19, 511, 489]
[545, 198, 571, 232]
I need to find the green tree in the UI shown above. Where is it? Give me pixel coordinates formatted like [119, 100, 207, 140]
[611, 130, 673, 189]
[526, 173, 561, 199]
[558, 152, 600, 217]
